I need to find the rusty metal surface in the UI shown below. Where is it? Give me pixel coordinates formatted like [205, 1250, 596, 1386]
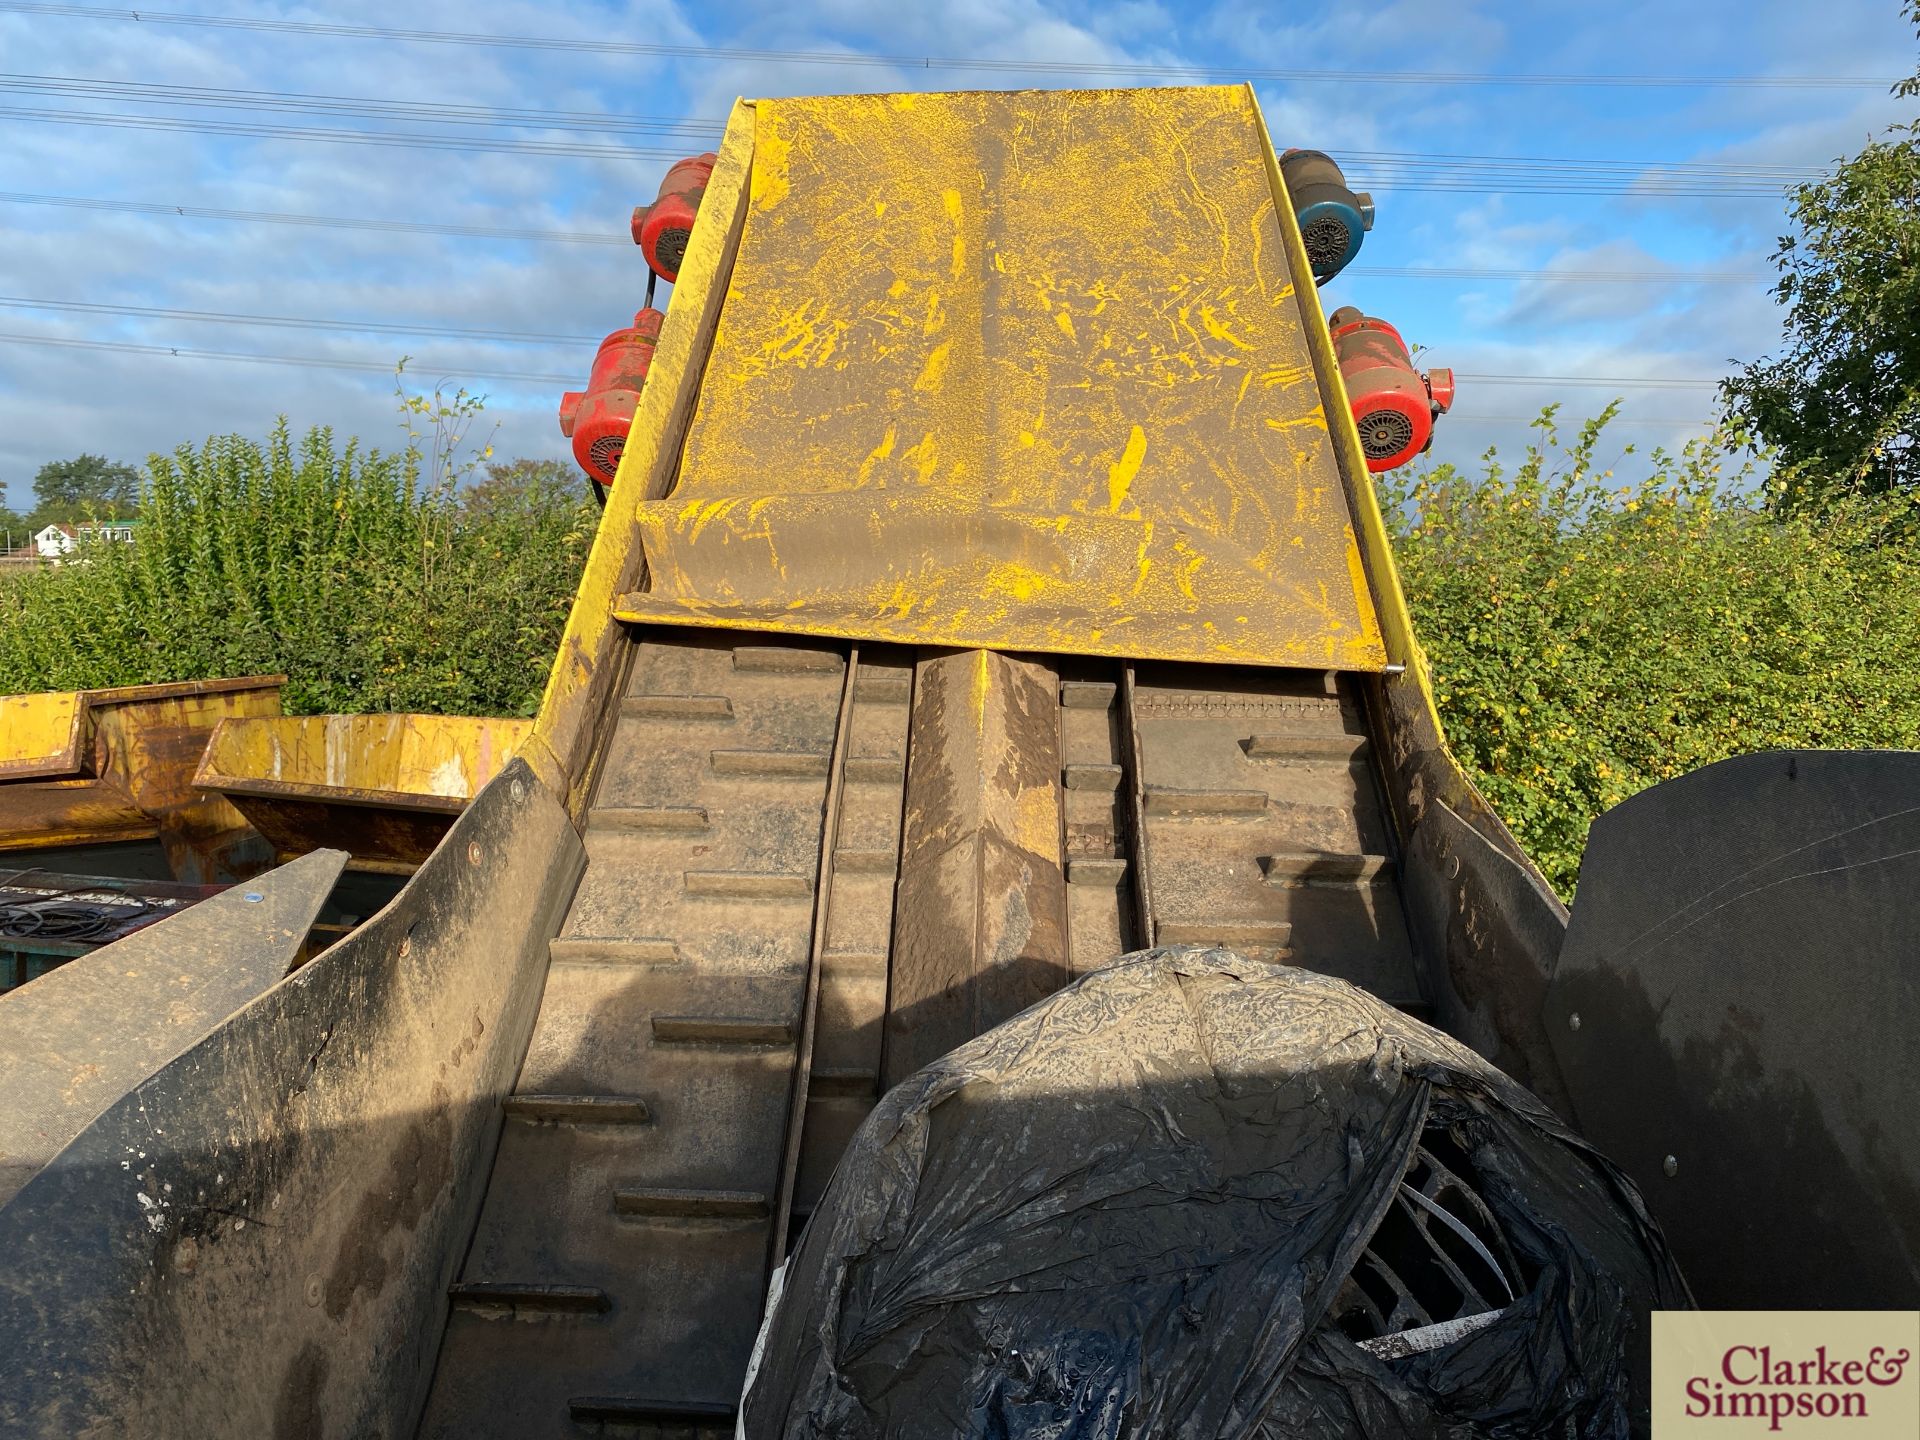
[0, 848, 347, 1207]
[196, 713, 529, 809]
[1546, 749, 1920, 1307]
[883, 649, 1068, 1089]
[0, 758, 583, 1439]
[193, 713, 529, 871]
[0, 675, 285, 881]
[617, 86, 1386, 672]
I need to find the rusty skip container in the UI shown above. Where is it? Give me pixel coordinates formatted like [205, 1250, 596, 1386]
[192, 713, 531, 873]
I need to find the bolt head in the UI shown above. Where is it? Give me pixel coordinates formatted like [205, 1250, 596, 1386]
[1568, 1012, 1582, 1032]
[1663, 1154, 1679, 1178]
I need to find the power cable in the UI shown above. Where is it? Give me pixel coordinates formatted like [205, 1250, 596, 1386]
[0, 72, 727, 139]
[0, 76, 1841, 182]
[0, 4, 1896, 89]
[0, 189, 626, 244]
[0, 103, 693, 159]
[0, 330, 574, 384]
[0, 192, 1780, 279]
[0, 325, 1728, 395]
[0, 294, 594, 345]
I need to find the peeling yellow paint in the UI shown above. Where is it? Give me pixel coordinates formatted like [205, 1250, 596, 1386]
[1107, 424, 1147, 513]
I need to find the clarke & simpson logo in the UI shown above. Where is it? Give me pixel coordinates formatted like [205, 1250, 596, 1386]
[1653, 1312, 1919, 1436]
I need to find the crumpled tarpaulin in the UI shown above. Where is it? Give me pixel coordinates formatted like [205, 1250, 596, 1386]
[741, 950, 1689, 1438]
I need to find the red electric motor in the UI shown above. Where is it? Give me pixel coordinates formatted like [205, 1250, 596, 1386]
[631, 153, 717, 282]
[558, 307, 664, 487]
[1328, 306, 1455, 473]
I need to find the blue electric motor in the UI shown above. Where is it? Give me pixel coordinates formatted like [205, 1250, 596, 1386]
[1280, 149, 1374, 284]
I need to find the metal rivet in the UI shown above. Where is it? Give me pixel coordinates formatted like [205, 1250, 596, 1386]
[1443, 855, 1462, 880]
[242, 892, 264, 903]
[467, 842, 483, 866]
[510, 778, 526, 803]
[1567, 1012, 1582, 1031]
[1663, 1155, 1679, 1178]
[305, 1273, 323, 1307]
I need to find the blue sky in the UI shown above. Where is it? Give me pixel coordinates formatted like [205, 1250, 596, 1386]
[0, 0, 1915, 517]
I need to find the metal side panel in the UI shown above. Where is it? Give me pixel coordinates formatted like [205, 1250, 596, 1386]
[0, 757, 584, 1440]
[617, 85, 1386, 672]
[0, 846, 347, 1208]
[1546, 749, 1920, 1308]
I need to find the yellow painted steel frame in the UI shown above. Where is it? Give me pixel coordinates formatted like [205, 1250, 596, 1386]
[1247, 88, 1452, 750]
[525, 100, 758, 815]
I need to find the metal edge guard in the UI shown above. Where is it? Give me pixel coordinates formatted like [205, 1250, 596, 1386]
[524, 99, 758, 818]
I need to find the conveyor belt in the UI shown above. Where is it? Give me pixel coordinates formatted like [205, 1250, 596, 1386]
[417, 634, 912, 1435]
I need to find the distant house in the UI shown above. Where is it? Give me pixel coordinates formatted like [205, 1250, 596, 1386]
[32, 519, 137, 563]
[33, 523, 75, 559]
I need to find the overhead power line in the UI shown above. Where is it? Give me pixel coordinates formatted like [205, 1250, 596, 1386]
[0, 72, 727, 140]
[0, 315, 1726, 394]
[0, 189, 626, 244]
[0, 75, 1836, 183]
[0, 103, 693, 159]
[1457, 373, 1719, 390]
[0, 4, 1895, 90]
[1350, 265, 1766, 284]
[1451, 413, 1717, 427]
[0, 330, 572, 384]
[0, 191, 1778, 282]
[0, 102, 1813, 197]
[0, 295, 593, 346]
[0, 73, 1824, 198]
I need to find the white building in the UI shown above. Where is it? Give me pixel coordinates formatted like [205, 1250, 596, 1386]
[32, 520, 137, 563]
[32, 523, 75, 559]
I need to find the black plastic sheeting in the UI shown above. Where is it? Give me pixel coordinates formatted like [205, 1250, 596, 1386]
[742, 950, 1690, 1439]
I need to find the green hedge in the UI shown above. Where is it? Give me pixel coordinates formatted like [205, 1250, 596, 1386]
[0, 421, 596, 717]
[10, 407, 1918, 897]
[1382, 409, 1920, 895]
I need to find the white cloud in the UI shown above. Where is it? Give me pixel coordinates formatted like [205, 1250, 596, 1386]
[0, 0, 1913, 506]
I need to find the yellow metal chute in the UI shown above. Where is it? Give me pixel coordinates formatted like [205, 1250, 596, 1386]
[616, 85, 1386, 671]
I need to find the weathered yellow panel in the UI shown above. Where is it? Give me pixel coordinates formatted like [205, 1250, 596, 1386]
[0, 692, 85, 779]
[617, 85, 1385, 671]
[196, 714, 531, 805]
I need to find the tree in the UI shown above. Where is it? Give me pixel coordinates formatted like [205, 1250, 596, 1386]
[1721, 3, 1920, 513]
[462, 457, 588, 520]
[30, 454, 141, 523]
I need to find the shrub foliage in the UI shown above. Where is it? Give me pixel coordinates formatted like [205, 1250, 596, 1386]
[0, 421, 596, 716]
[1383, 408, 1920, 895]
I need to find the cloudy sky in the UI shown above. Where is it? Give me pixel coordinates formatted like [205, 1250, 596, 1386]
[0, 0, 1915, 515]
